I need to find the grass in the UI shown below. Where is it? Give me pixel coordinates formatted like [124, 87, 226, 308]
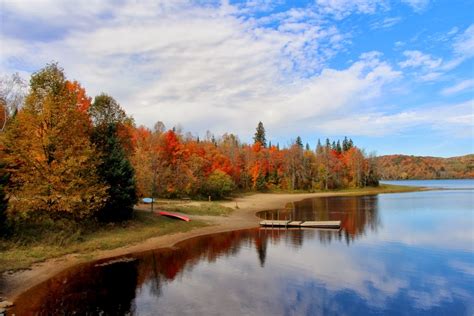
[159, 201, 234, 216]
[0, 211, 207, 272]
[329, 184, 427, 195]
[235, 183, 425, 196]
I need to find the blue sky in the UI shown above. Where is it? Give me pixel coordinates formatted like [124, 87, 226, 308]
[0, 0, 473, 157]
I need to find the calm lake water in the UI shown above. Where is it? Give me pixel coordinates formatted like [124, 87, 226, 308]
[11, 180, 474, 315]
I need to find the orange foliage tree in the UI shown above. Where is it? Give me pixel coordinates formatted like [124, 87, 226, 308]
[2, 64, 107, 220]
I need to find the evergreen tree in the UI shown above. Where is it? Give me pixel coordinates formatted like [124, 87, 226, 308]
[253, 121, 267, 147]
[92, 124, 137, 221]
[90, 95, 138, 222]
[305, 143, 310, 151]
[295, 136, 303, 148]
[343, 136, 349, 151]
[348, 138, 354, 149]
[336, 140, 342, 153]
[325, 138, 331, 148]
[332, 141, 337, 150]
[0, 162, 9, 236]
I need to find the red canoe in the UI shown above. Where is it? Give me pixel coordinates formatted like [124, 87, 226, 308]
[156, 211, 190, 222]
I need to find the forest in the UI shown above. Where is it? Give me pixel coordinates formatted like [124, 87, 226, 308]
[377, 154, 474, 180]
[0, 64, 379, 231]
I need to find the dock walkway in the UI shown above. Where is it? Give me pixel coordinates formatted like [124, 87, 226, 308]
[259, 220, 341, 229]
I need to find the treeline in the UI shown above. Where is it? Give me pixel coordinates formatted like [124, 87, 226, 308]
[131, 124, 379, 200]
[0, 64, 378, 229]
[377, 154, 474, 180]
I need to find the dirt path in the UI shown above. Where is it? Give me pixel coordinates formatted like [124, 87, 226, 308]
[0, 191, 383, 304]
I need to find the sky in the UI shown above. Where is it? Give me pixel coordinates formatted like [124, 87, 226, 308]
[0, 0, 473, 157]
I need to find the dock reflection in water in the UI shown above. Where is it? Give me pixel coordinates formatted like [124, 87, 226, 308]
[258, 194, 381, 244]
[11, 191, 474, 315]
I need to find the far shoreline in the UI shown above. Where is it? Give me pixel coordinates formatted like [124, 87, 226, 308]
[1, 184, 426, 306]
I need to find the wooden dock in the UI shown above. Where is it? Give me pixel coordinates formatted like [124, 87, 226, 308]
[259, 220, 341, 229]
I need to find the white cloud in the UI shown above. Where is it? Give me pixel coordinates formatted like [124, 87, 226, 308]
[371, 16, 402, 29]
[396, 25, 474, 84]
[453, 24, 474, 58]
[0, 0, 402, 140]
[315, 0, 388, 19]
[399, 50, 442, 69]
[401, 0, 430, 12]
[316, 101, 474, 137]
[441, 79, 474, 95]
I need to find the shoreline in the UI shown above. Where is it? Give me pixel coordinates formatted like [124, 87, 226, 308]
[1, 186, 425, 305]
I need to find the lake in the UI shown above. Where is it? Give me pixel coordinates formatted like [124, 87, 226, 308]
[11, 180, 474, 315]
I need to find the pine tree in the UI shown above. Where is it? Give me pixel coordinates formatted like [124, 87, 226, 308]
[336, 140, 342, 154]
[325, 138, 331, 148]
[305, 143, 310, 151]
[253, 121, 267, 147]
[0, 162, 9, 235]
[296, 136, 303, 148]
[343, 136, 349, 151]
[92, 124, 137, 221]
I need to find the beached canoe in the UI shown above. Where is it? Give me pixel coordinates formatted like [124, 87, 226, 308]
[156, 211, 190, 222]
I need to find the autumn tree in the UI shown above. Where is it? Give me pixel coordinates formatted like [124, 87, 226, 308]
[253, 121, 267, 147]
[89, 94, 137, 222]
[130, 126, 156, 197]
[2, 63, 107, 221]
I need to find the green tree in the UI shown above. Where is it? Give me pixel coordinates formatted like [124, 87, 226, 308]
[253, 121, 267, 147]
[336, 140, 342, 154]
[89, 94, 128, 126]
[295, 136, 303, 148]
[201, 170, 235, 199]
[342, 136, 349, 151]
[0, 162, 9, 235]
[89, 95, 137, 222]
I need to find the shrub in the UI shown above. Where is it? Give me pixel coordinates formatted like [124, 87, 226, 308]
[200, 170, 235, 199]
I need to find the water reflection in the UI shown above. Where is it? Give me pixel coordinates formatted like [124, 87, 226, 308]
[12, 258, 139, 315]
[258, 195, 381, 244]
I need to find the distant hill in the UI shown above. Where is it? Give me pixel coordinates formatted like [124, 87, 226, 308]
[377, 154, 474, 180]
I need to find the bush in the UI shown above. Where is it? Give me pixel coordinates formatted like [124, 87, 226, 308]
[200, 170, 235, 199]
